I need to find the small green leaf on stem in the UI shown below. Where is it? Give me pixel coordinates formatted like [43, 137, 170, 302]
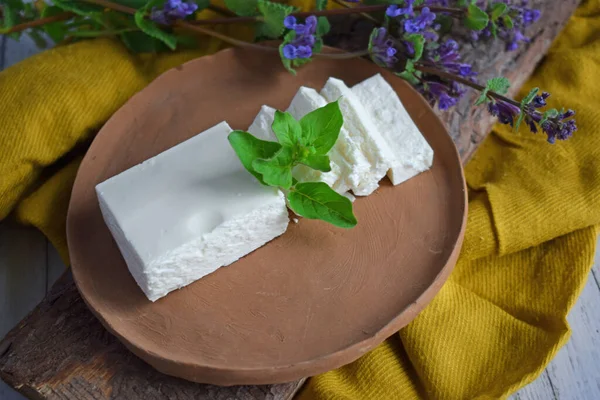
[475, 77, 510, 105]
[134, 0, 178, 50]
[490, 2, 509, 20]
[299, 100, 343, 154]
[316, 16, 330, 36]
[255, 0, 295, 39]
[405, 33, 425, 61]
[515, 87, 538, 131]
[463, 4, 489, 31]
[253, 145, 295, 189]
[42, 5, 69, 43]
[228, 130, 282, 185]
[540, 109, 559, 126]
[287, 182, 357, 228]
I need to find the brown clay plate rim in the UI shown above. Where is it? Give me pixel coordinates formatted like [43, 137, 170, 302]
[68, 46, 467, 386]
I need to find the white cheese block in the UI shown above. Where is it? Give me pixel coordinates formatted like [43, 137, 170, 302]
[96, 121, 289, 302]
[352, 73, 434, 185]
[320, 77, 395, 196]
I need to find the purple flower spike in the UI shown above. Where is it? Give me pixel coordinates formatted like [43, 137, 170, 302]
[386, 1, 414, 18]
[369, 28, 399, 68]
[283, 44, 298, 60]
[151, 0, 198, 24]
[284, 16, 297, 29]
[487, 101, 521, 126]
[282, 15, 320, 60]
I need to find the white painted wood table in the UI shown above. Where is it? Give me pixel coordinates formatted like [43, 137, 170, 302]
[1, 36, 599, 400]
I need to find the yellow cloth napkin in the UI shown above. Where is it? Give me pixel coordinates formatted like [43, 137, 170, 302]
[0, 1, 598, 399]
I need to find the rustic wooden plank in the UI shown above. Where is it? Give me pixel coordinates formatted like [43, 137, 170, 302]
[46, 241, 66, 292]
[0, 223, 47, 400]
[0, 272, 306, 400]
[0, 1, 585, 399]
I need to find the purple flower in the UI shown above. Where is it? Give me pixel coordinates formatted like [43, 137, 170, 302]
[386, 1, 414, 18]
[151, 0, 197, 24]
[487, 100, 521, 126]
[282, 15, 319, 60]
[283, 44, 298, 59]
[532, 92, 550, 108]
[369, 28, 398, 68]
[404, 7, 436, 33]
[284, 16, 297, 30]
[423, 80, 465, 111]
[540, 110, 577, 143]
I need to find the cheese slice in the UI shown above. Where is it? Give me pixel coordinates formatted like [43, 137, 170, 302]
[96, 121, 289, 302]
[352, 73, 434, 185]
[320, 78, 395, 196]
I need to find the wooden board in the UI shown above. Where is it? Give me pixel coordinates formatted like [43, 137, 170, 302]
[0, 0, 589, 398]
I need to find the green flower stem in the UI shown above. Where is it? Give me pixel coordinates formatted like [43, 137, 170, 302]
[415, 64, 522, 108]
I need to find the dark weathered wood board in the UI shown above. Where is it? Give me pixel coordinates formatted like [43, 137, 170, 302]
[0, 1, 582, 398]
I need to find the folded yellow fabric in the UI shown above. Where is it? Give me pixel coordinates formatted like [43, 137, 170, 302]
[0, 1, 598, 399]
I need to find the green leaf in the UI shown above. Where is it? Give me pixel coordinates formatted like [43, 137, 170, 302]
[121, 30, 170, 53]
[228, 130, 282, 185]
[540, 109, 559, 126]
[255, 0, 295, 39]
[316, 0, 328, 11]
[224, 0, 258, 16]
[299, 153, 331, 172]
[287, 182, 357, 228]
[313, 37, 323, 54]
[490, 2, 508, 20]
[299, 100, 343, 154]
[514, 87, 537, 131]
[316, 16, 330, 36]
[52, 0, 104, 23]
[395, 70, 420, 85]
[292, 57, 312, 68]
[463, 4, 489, 31]
[405, 33, 425, 61]
[253, 146, 295, 189]
[272, 110, 303, 148]
[475, 77, 511, 106]
[0, 0, 24, 39]
[487, 77, 510, 94]
[134, 0, 178, 50]
[42, 6, 69, 43]
[502, 15, 514, 29]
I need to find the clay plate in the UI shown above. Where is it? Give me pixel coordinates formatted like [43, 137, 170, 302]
[68, 46, 467, 386]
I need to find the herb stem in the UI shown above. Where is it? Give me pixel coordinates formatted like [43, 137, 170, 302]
[415, 65, 521, 107]
[81, 0, 366, 60]
[3, 11, 74, 34]
[332, 0, 380, 24]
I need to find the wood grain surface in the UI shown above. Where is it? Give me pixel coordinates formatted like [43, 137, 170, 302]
[0, 0, 590, 398]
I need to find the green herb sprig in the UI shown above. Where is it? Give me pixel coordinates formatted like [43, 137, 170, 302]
[228, 101, 357, 229]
